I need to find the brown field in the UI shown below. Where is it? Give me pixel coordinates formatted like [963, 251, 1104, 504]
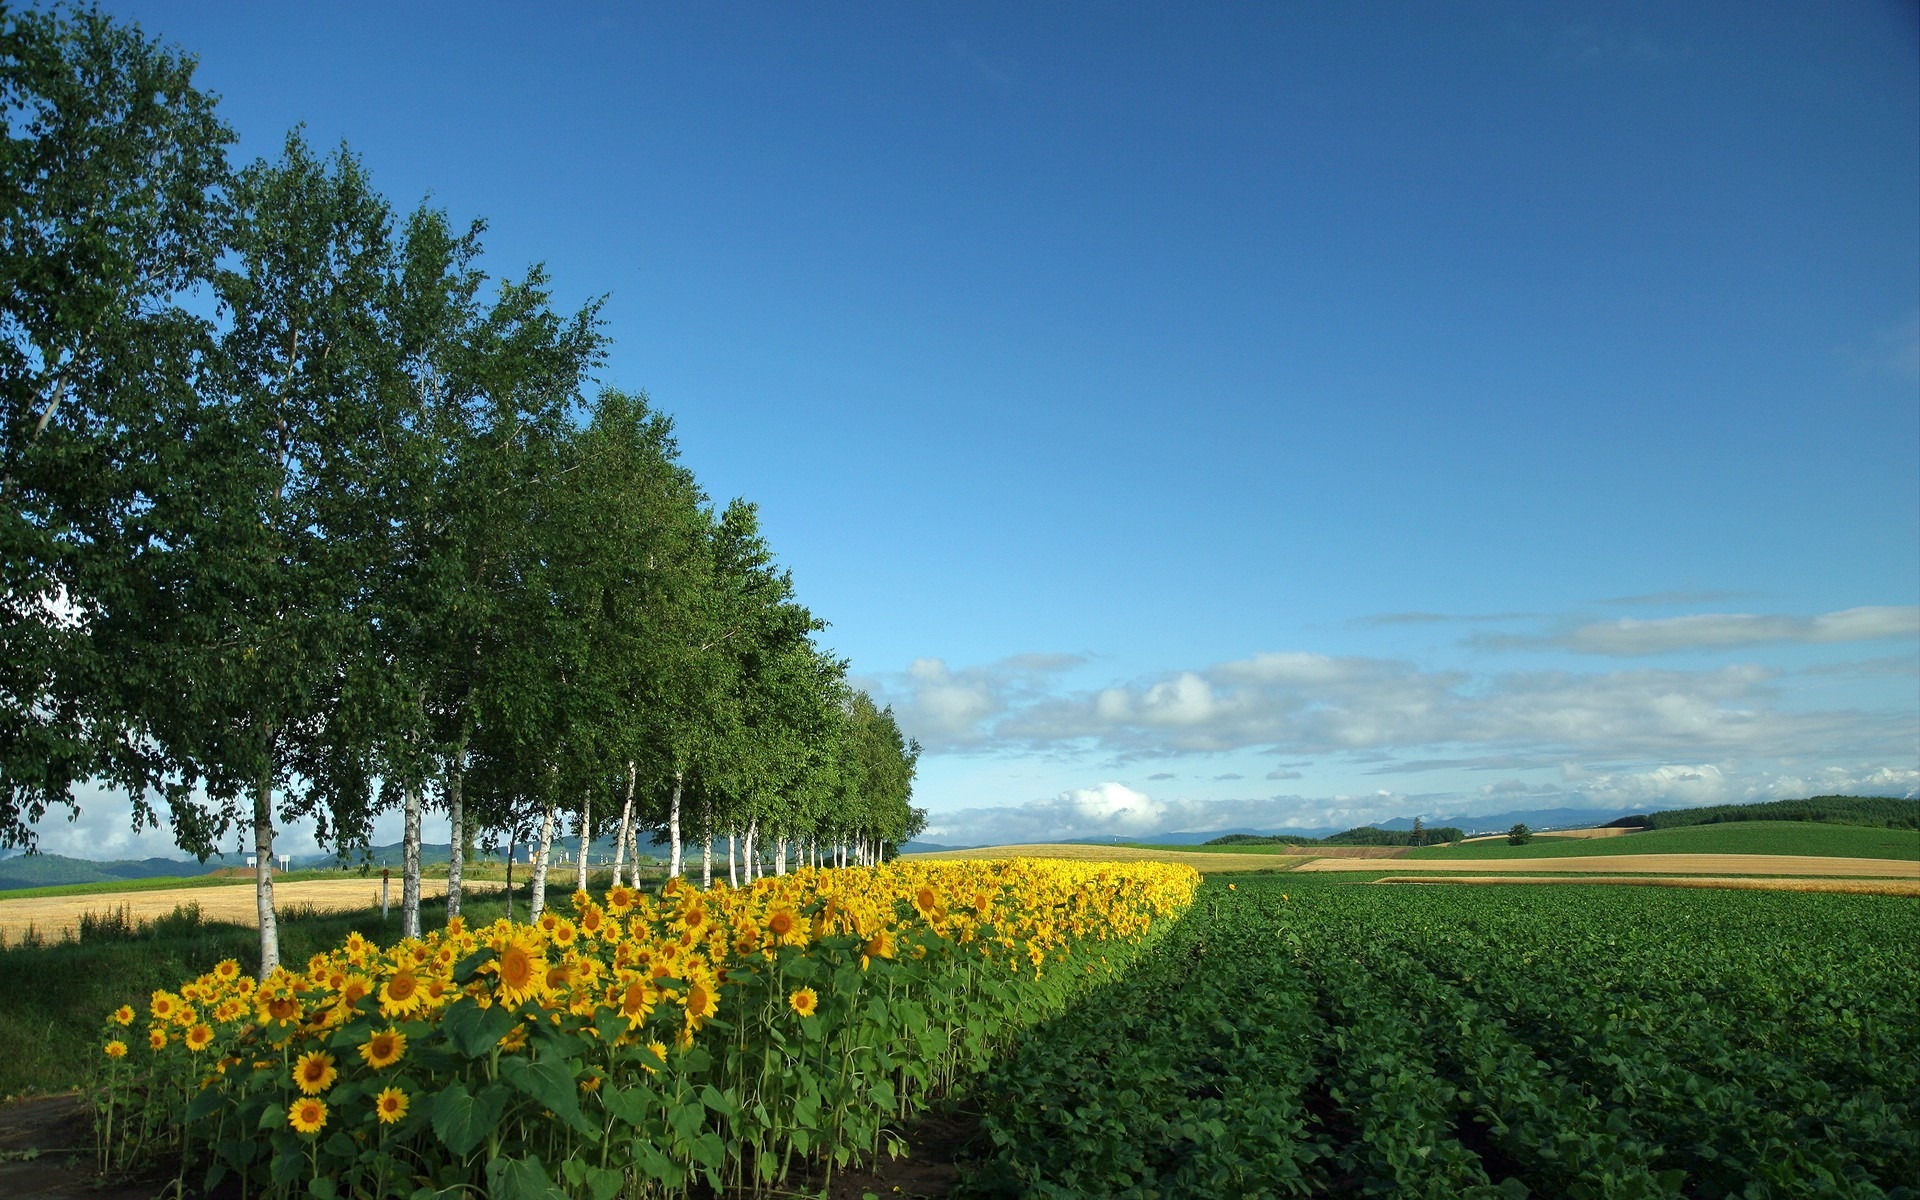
[1295, 853, 1920, 877]
[1371, 874, 1920, 896]
[902, 843, 1313, 873]
[0, 878, 500, 945]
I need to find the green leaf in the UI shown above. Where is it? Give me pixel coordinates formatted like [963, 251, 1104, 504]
[431, 1078, 508, 1157]
[583, 1165, 623, 1200]
[440, 1000, 515, 1059]
[485, 1154, 566, 1200]
[499, 1053, 592, 1132]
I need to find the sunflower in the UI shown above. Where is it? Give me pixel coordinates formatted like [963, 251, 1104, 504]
[788, 986, 819, 1017]
[112, 1004, 135, 1027]
[149, 990, 178, 1021]
[913, 885, 938, 918]
[681, 974, 719, 1030]
[293, 1050, 338, 1095]
[214, 958, 241, 983]
[358, 1028, 406, 1069]
[379, 968, 425, 1018]
[611, 977, 655, 1023]
[492, 930, 548, 1008]
[374, 1086, 409, 1125]
[765, 907, 807, 948]
[643, 1039, 668, 1075]
[256, 990, 304, 1031]
[288, 1097, 328, 1135]
[184, 1023, 215, 1053]
[861, 928, 896, 971]
[104, 1040, 128, 1059]
[148, 1028, 167, 1050]
[605, 884, 634, 914]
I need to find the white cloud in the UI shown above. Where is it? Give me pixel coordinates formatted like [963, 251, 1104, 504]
[1485, 606, 1920, 656]
[864, 654, 1086, 752]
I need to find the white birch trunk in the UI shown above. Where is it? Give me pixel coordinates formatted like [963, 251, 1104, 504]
[668, 771, 684, 878]
[727, 832, 737, 887]
[253, 766, 279, 979]
[444, 743, 466, 920]
[576, 793, 591, 894]
[612, 761, 635, 887]
[774, 836, 787, 876]
[401, 779, 423, 939]
[744, 819, 758, 882]
[529, 802, 557, 923]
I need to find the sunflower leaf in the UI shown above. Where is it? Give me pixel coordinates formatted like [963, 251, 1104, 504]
[440, 1000, 514, 1060]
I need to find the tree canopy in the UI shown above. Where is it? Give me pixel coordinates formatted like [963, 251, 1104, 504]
[1, 3, 922, 971]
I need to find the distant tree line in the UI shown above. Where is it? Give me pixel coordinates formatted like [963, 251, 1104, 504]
[1206, 826, 1466, 848]
[1, 5, 922, 976]
[1605, 796, 1918, 832]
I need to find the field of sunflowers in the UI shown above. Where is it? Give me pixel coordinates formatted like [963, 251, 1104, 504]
[94, 858, 1198, 1199]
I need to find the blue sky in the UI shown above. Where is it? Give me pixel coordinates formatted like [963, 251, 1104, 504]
[37, 1, 1920, 856]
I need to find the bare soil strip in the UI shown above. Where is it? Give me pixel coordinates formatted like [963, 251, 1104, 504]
[1370, 874, 1920, 896]
[903, 843, 1312, 873]
[0, 878, 500, 945]
[1294, 852, 1919, 877]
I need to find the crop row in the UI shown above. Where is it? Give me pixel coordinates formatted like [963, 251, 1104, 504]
[94, 858, 1198, 1199]
[965, 877, 1919, 1199]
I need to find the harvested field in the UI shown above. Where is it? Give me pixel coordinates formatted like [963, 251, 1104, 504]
[902, 843, 1313, 873]
[1371, 874, 1920, 896]
[1295, 852, 1920, 877]
[0, 877, 500, 945]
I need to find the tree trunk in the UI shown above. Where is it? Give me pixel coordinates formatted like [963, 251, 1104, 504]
[727, 831, 737, 888]
[529, 802, 556, 923]
[667, 771, 684, 878]
[576, 792, 591, 895]
[444, 735, 467, 919]
[774, 836, 787, 876]
[612, 761, 635, 888]
[698, 798, 714, 883]
[744, 819, 758, 882]
[401, 778, 422, 939]
[253, 756, 279, 979]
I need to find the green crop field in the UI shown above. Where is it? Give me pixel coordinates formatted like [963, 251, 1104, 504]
[960, 875, 1919, 1198]
[1402, 820, 1919, 861]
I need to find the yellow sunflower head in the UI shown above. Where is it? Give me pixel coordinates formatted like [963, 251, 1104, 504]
[104, 1040, 128, 1059]
[787, 987, 819, 1018]
[288, 1097, 328, 1135]
[358, 1028, 406, 1069]
[374, 1086, 409, 1125]
[293, 1050, 338, 1095]
[379, 968, 425, 1018]
[184, 1023, 215, 1053]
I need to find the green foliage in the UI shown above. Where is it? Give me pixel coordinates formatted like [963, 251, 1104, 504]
[1507, 823, 1532, 845]
[963, 876, 1920, 1198]
[1609, 795, 1920, 831]
[1207, 825, 1466, 848]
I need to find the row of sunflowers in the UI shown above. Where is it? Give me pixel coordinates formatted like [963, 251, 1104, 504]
[96, 857, 1199, 1199]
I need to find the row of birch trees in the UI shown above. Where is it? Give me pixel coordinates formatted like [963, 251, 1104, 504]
[1, 5, 923, 976]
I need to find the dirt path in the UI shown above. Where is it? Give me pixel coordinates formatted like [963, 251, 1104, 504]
[1294, 852, 1920, 877]
[0, 878, 499, 945]
[1371, 874, 1920, 895]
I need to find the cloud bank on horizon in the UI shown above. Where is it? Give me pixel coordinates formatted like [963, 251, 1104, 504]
[873, 605, 1920, 847]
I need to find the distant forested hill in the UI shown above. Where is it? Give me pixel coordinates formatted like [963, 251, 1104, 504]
[1606, 795, 1918, 831]
[1208, 825, 1466, 848]
[0, 853, 231, 891]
